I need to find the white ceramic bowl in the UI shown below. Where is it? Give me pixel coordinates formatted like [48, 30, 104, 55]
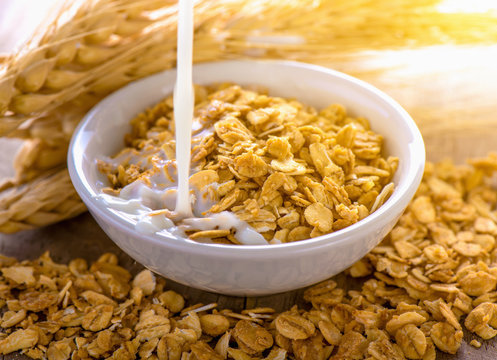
[68, 60, 425, 296]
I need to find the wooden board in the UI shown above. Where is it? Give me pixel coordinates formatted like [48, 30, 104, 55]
[0, 212, 496, 359]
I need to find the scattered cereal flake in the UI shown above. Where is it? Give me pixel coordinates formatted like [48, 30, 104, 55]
[214, 117, 253, 144]
[2, 266, 36, 286]
[411, 196, 437, 224]
[0, 328, 38, 354]
[459, 271, 497, 296]
[232, 320, 273, 355]
[395, 324, 427, 359]
[470, 339, 482, 348]
[132, 269, 156, 295]
[275, 312, 315, 340]
[464, 303, 497, 339]
[430, 322, 463, 354]
[189, 229, 231, 240]
[266, 136, 292, 160]
[200, 314, 230, 336]
[304, 202, 333, 232]
[189, 169, 219, 190]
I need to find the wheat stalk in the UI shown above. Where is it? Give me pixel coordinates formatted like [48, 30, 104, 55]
[0, 168, 85, 233]
[1, 0, 496, 233]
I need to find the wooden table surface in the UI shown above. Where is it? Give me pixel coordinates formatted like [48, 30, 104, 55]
[0, 211, 495, 360]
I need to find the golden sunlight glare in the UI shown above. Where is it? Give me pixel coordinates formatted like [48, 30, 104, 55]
[437, 0, 497, 13]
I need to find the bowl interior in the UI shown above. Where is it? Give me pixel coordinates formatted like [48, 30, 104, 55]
[70, 60, 424, 249]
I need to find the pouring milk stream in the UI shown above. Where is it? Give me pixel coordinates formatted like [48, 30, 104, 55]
[174, 0, 194, 218]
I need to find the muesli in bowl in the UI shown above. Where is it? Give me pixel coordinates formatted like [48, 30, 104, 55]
[97, 83, 398, 245]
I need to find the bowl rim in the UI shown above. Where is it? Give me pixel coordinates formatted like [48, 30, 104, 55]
[68, 59, 425, 257]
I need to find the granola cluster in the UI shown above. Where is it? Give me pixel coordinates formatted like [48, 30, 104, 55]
[3, 154, 497, 359]
[99, 84, 397, 244]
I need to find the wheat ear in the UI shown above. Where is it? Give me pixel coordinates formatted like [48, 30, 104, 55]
[0, 168, 85, 233]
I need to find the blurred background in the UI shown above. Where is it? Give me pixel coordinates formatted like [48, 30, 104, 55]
[0, 0, 60, 53]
